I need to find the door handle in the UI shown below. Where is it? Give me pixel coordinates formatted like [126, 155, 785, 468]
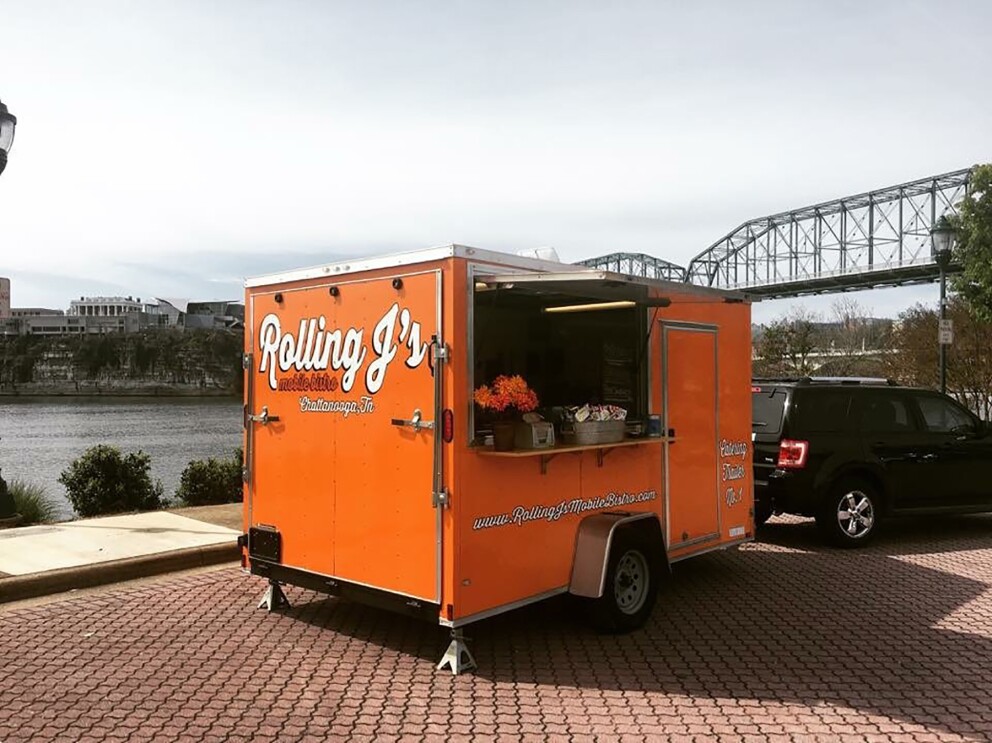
[391, 408, 434, 432]
[247, 406, 280, 425]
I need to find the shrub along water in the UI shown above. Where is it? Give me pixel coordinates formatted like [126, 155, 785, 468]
[59, 445, 164, 518]
[9, 479, 60, 525]
[176, 448, 244, 506]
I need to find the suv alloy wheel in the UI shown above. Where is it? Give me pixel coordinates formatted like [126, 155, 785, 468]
[817, 477, 880, 547]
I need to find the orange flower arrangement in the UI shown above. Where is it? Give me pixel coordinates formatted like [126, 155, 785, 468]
[473, 375, 539, 416]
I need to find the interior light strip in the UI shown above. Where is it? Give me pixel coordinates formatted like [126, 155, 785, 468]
[542, 300, 637, 314]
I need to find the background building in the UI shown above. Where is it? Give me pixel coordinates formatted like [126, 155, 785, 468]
[0, 277, 9, 319]
[11, 308, 63, 318]
[0, 279, 243, 335]
[68, 296, 144, 317]
[148, 299, 185, 327]
[184, 300, 244, 330]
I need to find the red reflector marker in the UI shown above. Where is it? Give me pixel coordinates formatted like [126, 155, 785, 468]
[777, 439, 809, 469]
[442, 409, 454, 443]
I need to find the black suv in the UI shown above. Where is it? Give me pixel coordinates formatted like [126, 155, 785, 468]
[751, 377, 992, 547]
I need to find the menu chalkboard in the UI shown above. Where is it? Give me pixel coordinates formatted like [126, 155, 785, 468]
[602, 340, 635, 408]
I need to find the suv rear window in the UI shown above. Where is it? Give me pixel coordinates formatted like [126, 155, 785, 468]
[790, 389, 854, 432]
[752, 387, 788, 434]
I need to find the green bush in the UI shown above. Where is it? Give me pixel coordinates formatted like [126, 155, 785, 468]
[175, 448, 243, 506]
[9, 479, 60, 525]
[59, 445, 164, 518]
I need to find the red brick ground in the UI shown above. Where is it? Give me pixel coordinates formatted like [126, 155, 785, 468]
[2, 514, 992, 742]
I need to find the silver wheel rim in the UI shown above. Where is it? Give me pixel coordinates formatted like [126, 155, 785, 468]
[836, 490, 875, 539]
[614, 549, 649, 615]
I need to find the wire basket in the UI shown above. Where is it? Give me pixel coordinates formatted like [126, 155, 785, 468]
[569, 419, 626, 445]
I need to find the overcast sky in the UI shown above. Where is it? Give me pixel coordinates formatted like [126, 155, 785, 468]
[2, 1, 989, 322]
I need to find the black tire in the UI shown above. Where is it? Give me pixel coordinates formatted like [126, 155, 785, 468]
[754, 501, 773, 528]
[584, 528, 660, 633]
[816, 477, 881, 548]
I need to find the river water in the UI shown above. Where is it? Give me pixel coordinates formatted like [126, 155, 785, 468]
[0, 397, 243, 520]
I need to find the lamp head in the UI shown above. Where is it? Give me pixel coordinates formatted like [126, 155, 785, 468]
[0, 99, 16, 177]
[931, 215, 956, 262]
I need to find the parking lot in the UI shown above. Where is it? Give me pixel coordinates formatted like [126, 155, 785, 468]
[2, 515, 991, 742]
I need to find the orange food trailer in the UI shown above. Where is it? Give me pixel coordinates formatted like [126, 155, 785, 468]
[241, 245, 754, 673]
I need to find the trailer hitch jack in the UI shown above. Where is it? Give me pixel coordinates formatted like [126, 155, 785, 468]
[257, 580, 291, 612]
[436, 628, 477, 675]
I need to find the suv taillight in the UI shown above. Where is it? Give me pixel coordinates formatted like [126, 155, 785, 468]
[778, 439, 809, 469]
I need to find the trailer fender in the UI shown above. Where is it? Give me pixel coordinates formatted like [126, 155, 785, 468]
[568, 512, 669, 599]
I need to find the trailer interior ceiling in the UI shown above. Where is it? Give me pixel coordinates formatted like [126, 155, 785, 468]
[471, 273, 668, 439]
[474, 271, 671, 307]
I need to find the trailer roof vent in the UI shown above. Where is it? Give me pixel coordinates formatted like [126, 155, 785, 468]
[515, 246, 560, 263]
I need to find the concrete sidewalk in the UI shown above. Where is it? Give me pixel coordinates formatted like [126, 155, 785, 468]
[0, 504, 242, 602]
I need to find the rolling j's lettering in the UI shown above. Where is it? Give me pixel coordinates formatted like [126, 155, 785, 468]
[257, 303, 429, 393]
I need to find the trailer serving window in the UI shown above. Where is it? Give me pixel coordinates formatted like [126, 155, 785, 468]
[469, 271, 668, 442]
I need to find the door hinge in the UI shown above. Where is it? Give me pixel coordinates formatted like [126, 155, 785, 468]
[242, 466, 250, 484]
[242, 353, 252, 370]
[433, 488, 450, 508]
[433, 343, 449, 362]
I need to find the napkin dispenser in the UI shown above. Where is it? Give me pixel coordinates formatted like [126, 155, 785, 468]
[514, 421, 555, 449]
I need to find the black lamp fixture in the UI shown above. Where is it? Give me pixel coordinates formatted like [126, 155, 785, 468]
[0, 98, 17, 523]
[0, 98, 16, 177]
[931, 215, 956, 265]
[931, 214, 958, 394]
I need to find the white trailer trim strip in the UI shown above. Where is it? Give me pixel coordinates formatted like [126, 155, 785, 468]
[245, 245, 585, 288]
[668, 536, 752, 563]
[246, 244, 745, 300]
[439, 586, 570, 628]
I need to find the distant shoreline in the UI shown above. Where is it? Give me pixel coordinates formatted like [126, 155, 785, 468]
[0, 387, 239, 398]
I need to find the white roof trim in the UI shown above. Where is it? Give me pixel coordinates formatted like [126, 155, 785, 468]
[475, 271, 620, 284]
[244, 244, 596, 288]
[243, 243, 744, 301]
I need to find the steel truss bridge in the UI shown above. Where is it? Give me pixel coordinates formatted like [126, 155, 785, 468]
[577, 167, 974, 299]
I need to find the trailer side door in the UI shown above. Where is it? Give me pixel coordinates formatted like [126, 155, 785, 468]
[663, 323, 721, 548]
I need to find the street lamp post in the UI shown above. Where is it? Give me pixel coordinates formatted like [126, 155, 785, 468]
[0, 98, 15, 525]
[931, 216, 957, 395]
[0, 98, 16, 177]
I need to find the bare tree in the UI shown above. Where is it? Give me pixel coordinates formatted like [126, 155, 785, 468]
[817, 298, 893, 377]
[753, 308, 820, 377]
[885, 299, 992, 418]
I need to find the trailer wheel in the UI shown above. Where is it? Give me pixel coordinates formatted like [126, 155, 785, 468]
[585, 529, 659, 633]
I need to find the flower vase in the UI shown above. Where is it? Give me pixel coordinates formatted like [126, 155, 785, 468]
[492, 421, 516, 452]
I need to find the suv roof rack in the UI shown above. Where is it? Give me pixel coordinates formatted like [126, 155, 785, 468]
[806, 376, 899, 386]
[753, 376, 899, 386]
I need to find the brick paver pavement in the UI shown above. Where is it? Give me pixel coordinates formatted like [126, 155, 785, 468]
[2, 514, 992, 742]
